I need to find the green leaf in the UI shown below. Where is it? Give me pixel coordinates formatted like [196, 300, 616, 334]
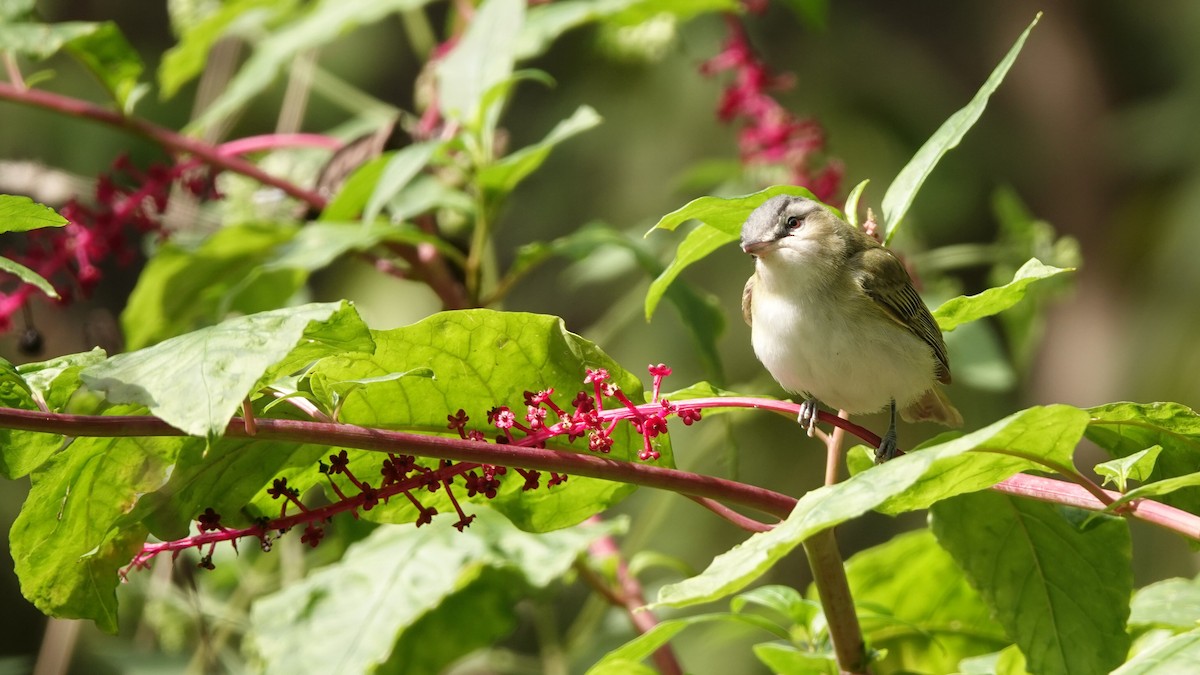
[17, 347, 107, 405]
[82, 302, 370, 438]
[120, 223, 303, 349]
[246, 509, 615, 674]
[363, 141, 440, 224]
[731, 585, 819, 629]
[436, 0, 525, 124]
[1096, 445, 1162, 492]
[158, 0, 295, 99]
[588, 612, 787, 674]
[931, 492, 1132, 675]
[0, 0, 36, 21]
[654, 405, 1088, 608]
[881, 13, 1040, 244]
[192, 0, 432, 130]
[130, 438, 327, 540]
[1112, 630, 1200, 675]
[1106, 471, 1200, 513]
[645, 223, 735, 322]
[959, 645, 1030, 675]
[1085, 402, 1200, 514]
[304, 309, 663, 531]
[0, 21, 99, 59]
[64, 22, 146, 112]
[1130, 576, 1200, 631]
[0, 194, 68, 233]
[0, 358, 63, 479]
[10, 416, 185, 632]
[840, 529, 1007, 674]
[644, 185, 817, 320]
[518, 0, 640, 59]
[477, 105, 602, 194]
[753, 643, 838, 674]
[933, 258, 1074, 332]
[844, 179, 868, 228]
[0, 256, 58, 299]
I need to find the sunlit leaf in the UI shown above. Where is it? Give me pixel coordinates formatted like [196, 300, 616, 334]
[303, 309, 664, 531]
[1095, 445, 1162, 492]
[1086, 402, 1200, 514]
[931, 492, 1132, 675]
[10, 412, 187, 632]
[838, 529, 1007, 673]
[933, 258, 1074, 332]
[0, 194, 68, 233]
[65, 22, 146, 112]
[246, 509, 617, 674]
[654, 405, 1088, 608]
[477, 105, 601, 194]
[83, 302, 371, 438]
[363, 141, 439, 224]
[1112, 630, 1200, 675]
[0, 256, 58, 299]
[1129, 576, 1200, 631]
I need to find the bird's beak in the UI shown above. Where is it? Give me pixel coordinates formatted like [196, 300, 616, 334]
[741, 239, 772, 256]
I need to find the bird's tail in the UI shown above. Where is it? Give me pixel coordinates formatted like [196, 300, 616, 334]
[901, 386, 963, 428]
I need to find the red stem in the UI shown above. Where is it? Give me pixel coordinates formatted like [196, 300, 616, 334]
[0, 82, 327, 209]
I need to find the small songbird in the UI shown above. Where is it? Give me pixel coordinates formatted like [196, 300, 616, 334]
[740, 195, 962, 461]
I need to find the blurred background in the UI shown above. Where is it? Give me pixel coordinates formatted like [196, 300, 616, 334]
[1, 0, 1198, 672]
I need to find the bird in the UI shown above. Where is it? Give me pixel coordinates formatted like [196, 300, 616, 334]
[740, 194, 962, 461]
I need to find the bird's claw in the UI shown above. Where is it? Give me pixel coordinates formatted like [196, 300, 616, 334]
[797, 398, 820, 437]
[874, 429, 900, 464]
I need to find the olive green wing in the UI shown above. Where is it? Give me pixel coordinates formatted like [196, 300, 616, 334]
[853, 247, 952, 384]
[742, 274, 755, 327]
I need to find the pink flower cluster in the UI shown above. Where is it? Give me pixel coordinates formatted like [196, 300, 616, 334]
[700, 14, 843, 201]
[0, 155, 217, 333]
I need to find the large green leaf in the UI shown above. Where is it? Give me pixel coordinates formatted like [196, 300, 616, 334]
[839, 529, 1008, 674]
[644, 185, 816, 320]
[9, 413, 186, 632]
[0, 358, 62, 479]
[1129, 576, 1200, 631]
[1085, 402, 1200, 514]
[120, 223, 303, 349]
[933, 258, 1074, 332]
[436, 0, 525, 125]
[304, 309, 664, 531]
[246, 509, 615, 674]
[0, 194, 68, 233]
[654, 405, 1088, 608]
[931, 492, 1132, 675]
[192, 0, 432, 130]
[82, 302, 372, 438]
[880, 14, 1040, 244]
[1112, 630, 1200, 675]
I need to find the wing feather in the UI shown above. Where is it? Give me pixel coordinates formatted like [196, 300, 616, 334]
[854, 247, 952, 384]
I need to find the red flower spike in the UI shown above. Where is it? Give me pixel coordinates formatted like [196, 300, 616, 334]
[197, 507, 223, 533]
[301, 524, 324, 548]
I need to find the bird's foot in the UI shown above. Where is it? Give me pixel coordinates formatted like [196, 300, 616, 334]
[797, 398, 821, 437]
[874, 428, 901, 464]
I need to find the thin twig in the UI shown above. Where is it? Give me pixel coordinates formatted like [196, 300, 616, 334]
[0, 82, 326, 208]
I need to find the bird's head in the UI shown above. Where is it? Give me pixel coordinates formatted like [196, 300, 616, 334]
[739, 195, 850, 265]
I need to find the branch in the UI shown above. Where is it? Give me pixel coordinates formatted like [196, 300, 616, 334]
[0, 82, 327, 209]
[0, 406, 798, 520]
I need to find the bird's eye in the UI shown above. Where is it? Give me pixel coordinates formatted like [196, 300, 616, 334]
[785, 216, 803, 230]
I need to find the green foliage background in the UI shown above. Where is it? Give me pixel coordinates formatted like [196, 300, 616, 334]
[1, 1, 1198, 672]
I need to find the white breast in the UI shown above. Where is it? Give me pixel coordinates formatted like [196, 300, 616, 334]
[750, 266, 937, 414]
